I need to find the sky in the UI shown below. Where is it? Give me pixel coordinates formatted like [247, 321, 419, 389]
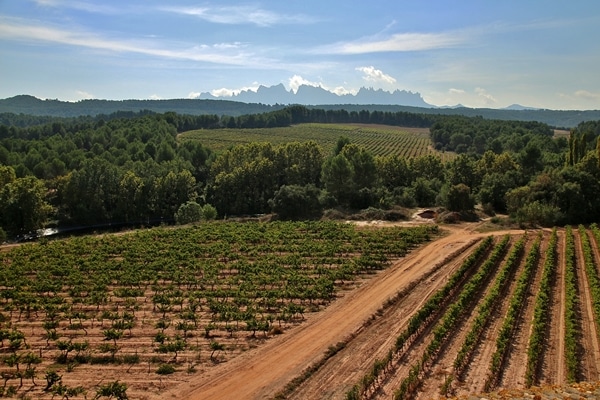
[1, 1, 600, 110]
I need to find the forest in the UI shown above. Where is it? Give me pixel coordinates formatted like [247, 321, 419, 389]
[0, 105, 600, 240]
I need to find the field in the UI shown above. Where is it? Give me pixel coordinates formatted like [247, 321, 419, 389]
[180, 123, 456, 160]
[0, 221, 436, 399]
[2, 222, 600, 400]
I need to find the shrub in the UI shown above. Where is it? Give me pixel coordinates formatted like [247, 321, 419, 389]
[202, 204, 218, 220]
[175, 201, 204, 225]
[156, 363, 176, 375]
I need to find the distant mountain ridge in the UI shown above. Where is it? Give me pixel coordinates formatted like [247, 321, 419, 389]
[1, 94, 600, 128]
[197, 84, 433, 107]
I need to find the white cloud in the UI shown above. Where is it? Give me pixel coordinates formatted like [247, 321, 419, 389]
[149, 94, 162, 100]
[75, 90, 94, 100]
[356, 66, 396, 85]
[210, 85, 260, 97]
[162, 6, 315, 27]
[318, 32, 464, 55]
[0, 17, 266, 66]
[331, 86, 357, 96]
[475, 87, 497, 105]
[187, 92, 201, 99]
[288, 75, 321, 93]
[449, 88, 465, 94]
[34, 0, 121, 14]
[574, 90, 600, 100]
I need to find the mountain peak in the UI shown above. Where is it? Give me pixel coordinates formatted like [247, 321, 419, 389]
[198, 84, 433, 107]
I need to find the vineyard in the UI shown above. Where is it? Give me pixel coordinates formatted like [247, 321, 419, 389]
[283, 224, 600, 400]
[181, 123, 456, 160]
[2, 223, 600, 400]
[0, 221, 437, 399]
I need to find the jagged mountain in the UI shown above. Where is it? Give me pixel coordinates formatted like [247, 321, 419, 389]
[198, 84, 433, 107]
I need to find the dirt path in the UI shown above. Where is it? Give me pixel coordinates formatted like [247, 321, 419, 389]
[160, 226, 492, 400]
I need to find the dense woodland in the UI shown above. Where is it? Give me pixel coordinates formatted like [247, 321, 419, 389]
[1, 105, 600, 240]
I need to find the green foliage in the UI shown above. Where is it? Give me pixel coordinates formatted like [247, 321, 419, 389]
[0, 108, 599, 227]
[0, 175, 52, 234]
[156, 364, 176, 375]
[201, 204, 217, 221]
[175, 201, 204, 225]
[430, 116, 553, 154]
[526, 229, 557, 387]
[96, 381, 128, 400]
[269, 184, 322, 220]
[441, 183, 475, 212]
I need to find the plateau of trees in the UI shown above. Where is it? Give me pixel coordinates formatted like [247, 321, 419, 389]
[1, 108, 600, 237]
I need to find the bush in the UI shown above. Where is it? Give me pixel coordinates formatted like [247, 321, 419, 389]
[269, 184, 322, 220]
[516, 201, 563, 227]
[156, 363, 176, 375]
[202, 204, 218, 220]
[175, 201, 203, 225]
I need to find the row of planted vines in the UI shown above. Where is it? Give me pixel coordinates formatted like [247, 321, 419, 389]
[342, 226, 600, 400]
[183, 123, 454, 159]
[0, 221, 437, 399]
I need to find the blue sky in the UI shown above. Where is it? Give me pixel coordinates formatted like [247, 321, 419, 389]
[1, 0, 599, 109]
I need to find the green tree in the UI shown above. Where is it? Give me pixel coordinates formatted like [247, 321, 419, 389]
[61, 158, 120, 224]
[269, 184, 322, 220]
[116, 171, 145, 222]
[0, 175, 52, 234]
[409, 155, 444, 181]
[321, 154, 354, 206]
[201, 204, 218, 220]
[175, 201, 204, 225]
[154, 170, 197, 219]
[376, 154, 412, 190]
[334, 136, 350, 155]
[442, 183, 475, 212]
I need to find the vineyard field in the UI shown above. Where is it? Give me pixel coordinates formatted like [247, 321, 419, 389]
[180, 123, 456, 160]
[2, 223, 600, 400]
[0, 221, 437, 399]
[295, 226, 600, 400]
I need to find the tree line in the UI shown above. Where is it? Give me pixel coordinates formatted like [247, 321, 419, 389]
[1, 108, 600, 239]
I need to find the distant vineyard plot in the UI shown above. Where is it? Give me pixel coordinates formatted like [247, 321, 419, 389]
[181, 123, 456, 160]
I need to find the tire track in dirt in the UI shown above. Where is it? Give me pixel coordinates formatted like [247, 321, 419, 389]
[573, 229, 600, 381]
[160, 227, 490, 400]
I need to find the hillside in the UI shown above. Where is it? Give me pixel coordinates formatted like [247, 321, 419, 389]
[2, 95, 600, 128]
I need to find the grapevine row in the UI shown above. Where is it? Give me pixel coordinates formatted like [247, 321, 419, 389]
[441, 234, 526, 395]
[484, 235, 540, 392]
[393, 235, 510, 400]
[564, 226, 579, 383]
[525, 229, 558, 387]
[345, 236, 494, 399]
[578, 225, 600, 334]
[591, 223, 600, 248]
